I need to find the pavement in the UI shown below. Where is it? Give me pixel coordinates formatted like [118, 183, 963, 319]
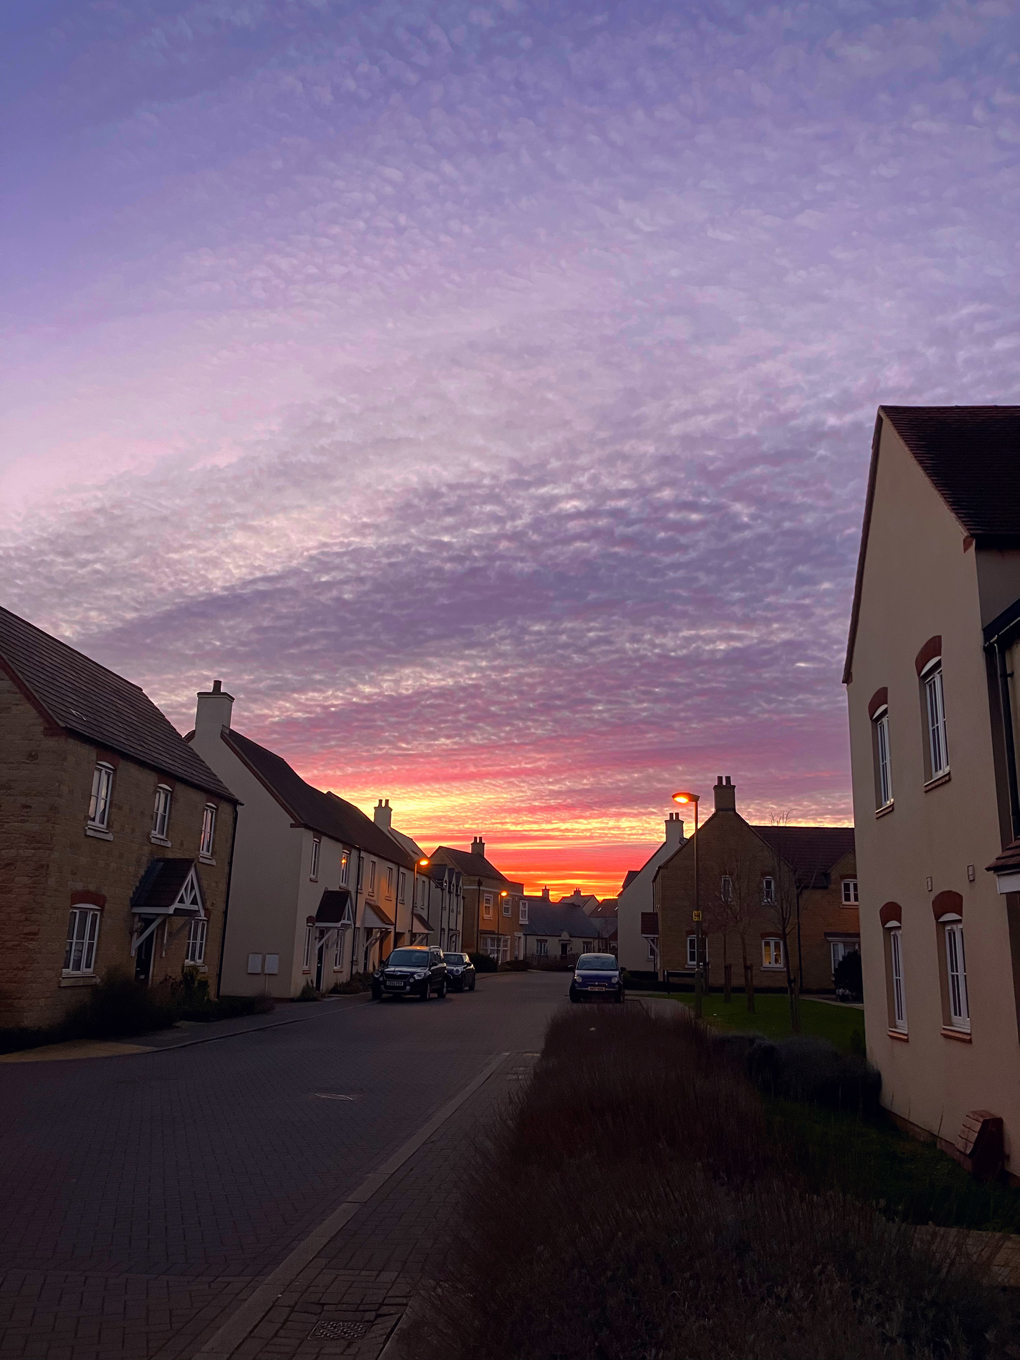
[0, 970, 567, 1360]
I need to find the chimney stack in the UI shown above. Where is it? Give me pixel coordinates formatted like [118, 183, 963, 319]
[664, 811, 685, 846]
[194, 681, 234, 738]
[714, 775, 736, 813]
[374, 798, 392, 830]
[542, 886, 551, 900]
[471, 835, 485, 857]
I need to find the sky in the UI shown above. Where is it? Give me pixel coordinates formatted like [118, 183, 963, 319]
[2, 0, 1019, 897]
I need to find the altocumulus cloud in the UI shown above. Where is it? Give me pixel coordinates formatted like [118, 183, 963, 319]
[1, 0, 1019, 888]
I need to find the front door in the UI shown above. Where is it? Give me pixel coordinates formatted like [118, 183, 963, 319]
[135, 920, 156, 985]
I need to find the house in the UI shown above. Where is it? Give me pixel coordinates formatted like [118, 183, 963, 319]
[557, 889, 601, 913]
[588, 898, 619, 954]
[845, 405, 1020, 1168]
[519, 899, 602, 963]
[0, 607, 237, 1029]
[616, 812, 687, 975]
[187, 685, 416, 995]
[430, 838, 523, 960]
[371, 799, 447, 947]
[653, 778, 857, 993]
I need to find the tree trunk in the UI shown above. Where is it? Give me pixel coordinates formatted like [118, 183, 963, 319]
[724, 963, 732, 1004]
[740, 938, 754, 1012]
[785, 936, 800, 1033]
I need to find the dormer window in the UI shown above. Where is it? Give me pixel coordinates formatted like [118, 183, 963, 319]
[88, 763, 114, 828]
[152, 785, 172, 841]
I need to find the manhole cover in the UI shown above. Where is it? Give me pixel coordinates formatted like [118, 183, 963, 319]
[313, 1093, 360, 1101]
[308, 1318, 371, 1339]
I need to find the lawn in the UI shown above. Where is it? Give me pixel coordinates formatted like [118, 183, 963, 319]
[635, 989, 865, 1053]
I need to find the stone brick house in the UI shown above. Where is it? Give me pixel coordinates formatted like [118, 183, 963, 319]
[653, 777, 858, 993]
[0, 606, 237, 1030]
[430, 838, 523, 960]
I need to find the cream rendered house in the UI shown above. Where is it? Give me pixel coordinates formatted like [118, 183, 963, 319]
[845, 406, 1020, 1174]
[616, 813, 686, 976]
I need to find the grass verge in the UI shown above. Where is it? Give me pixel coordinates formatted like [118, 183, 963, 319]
[640, 989, 866, 1053]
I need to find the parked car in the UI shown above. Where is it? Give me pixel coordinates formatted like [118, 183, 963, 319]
[569, 953, 624, 1003]
[443, 951, 476, 992]
[372, 947, 448, 1002]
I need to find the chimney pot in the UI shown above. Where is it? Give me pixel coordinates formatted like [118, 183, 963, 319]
[714, 777, 737, 813]
[212, 679, 221, 693]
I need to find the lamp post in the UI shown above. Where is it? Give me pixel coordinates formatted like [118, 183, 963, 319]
[672, 791, 702, 1019]
[412, 857, 429, 943]
[498, 890, 508, 963]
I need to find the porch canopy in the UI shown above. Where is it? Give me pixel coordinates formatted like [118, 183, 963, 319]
[315, 888, 354, 928]
[129, 859, 205, 956]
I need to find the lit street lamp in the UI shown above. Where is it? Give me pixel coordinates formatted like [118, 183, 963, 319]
[672, 790, 703, 1019]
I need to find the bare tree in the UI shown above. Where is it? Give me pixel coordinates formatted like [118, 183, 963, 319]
[714, 850, 765, 1013]
[760, 838, 800, 1032]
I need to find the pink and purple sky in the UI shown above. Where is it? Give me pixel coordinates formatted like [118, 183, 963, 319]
[2, 1, 1019, 896]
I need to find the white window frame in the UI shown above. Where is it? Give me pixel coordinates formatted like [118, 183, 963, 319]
[535, 938, 548, 957]
[340, 849, 350, 886]
[762, 876, 776, 905]
[152, 784, 172, 840]
[333, 930, 345, 970]
[841, 879, 859, 905]
[303, 925, 314, 972]
[923, 661, 949, 778]
[519, 901, 529, 924]
[88, 763, 114, 828]
[64, 907, 101, 975]
[398, 871, 407, 904]
[386, 865, 394, 897]
[310, 837, 321, 882]
[889, 927, 906, 1031]
[368, 861, 377, 895]
[875, 708, 893, 807]
[200, 804, 217, 858]
[720, 875, 733, 903]
[186, 918, 207, 965]
[686, 934, 698, 968]
[502, 895, 512, 917]
[945, 921, 969, 1030]
[483, 894, 493, 918]
[762, 937, 784, 969]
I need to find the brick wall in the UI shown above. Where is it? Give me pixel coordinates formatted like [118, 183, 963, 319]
[0, 673, 234, 1029]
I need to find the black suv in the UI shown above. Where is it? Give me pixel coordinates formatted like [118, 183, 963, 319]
[442, 952, 476, 991]
[372, 947, 448, 1002]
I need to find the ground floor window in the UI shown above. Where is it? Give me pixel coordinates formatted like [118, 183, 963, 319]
[945, 923, 969, 1030]
[536, 939, 548, 957]
[303, 925, 314, 971]
[830, 940, 857, 974]
[889, 928, 906, 1030]
[64, 907, 100, 974]
[333, 930, 345, 970]
[186, 918, 207, 965]
[448, 932, 459, 951]
[582, 940, 596, 953]
[762, 937, 784, 969]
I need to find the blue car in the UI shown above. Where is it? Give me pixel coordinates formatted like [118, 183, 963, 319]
[569, 953, 624, 1003]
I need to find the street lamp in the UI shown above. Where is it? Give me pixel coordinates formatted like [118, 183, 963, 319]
[412, 857, 429, 943]
[498, 890, 508, 963]
[673, 791, 703, 1019]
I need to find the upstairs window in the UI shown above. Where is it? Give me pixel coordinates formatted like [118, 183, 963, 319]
[842, 879, 859, 905]
[152, 784, 172, 840]
[921, 659, 949, 779]
[310, 837, 321, 881]
[340, 849, 350, 886]
[88, 763, 114, 828]
[720, 875, 733, 903]
[200, 805, 217, 858]
[386, 865, 394, 897]
[872, 705, 892, 808]
[503, 895, 512, 916]
[519, 901, 529, 924]
[483, 893, 493, 918]
[64, 907, 100, 975]
[368, 861, 377, 894]
[398, 871, 407, 904]
[761, 876, 776, 905]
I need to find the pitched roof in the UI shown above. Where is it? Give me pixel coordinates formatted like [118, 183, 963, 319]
[0, 605, 235, 800]
[844, 407, 1020, 682]
[223, 729, 415, 867]
[430, 845, 511, 884]
[590, 898, 618, 918]
[521, 902, 601, 938]
[751, 826, 855, 887]
[621, 869, 640, 891]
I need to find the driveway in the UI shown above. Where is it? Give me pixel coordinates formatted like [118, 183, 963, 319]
[0, 970, 567, 1359]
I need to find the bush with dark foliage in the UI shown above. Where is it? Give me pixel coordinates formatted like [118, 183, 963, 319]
[468, 951, 498, 973]
[834, 947, 864, 1001]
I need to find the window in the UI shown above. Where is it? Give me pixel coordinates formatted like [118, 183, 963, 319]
[386, 865, 394, 897]
[152, 785, 172, 840]
[842, 879, 859, 905]
[483, 894, 493, 919]
[303, 925, 314, 971]
[88, 763, 114, 828]
[536, 938, 548, 957]
[582, 940, 596, 953]
[923, 662, 949, 778]
[762, 938, 784, 969]
[889, 929, 906, 1031]
[368, 861, 377, 894]
[340, 850, 350, 886]
[200, 804, 216, 858]
[334, 931, 345, 970]
[398, 871, 407, 904]
[502, 895, 512, 916]
[874, 709, 893, 807]
[830, 940, 857, 973]
[357, 855, 364, 893]
[310, 837, 321, 881]
[945, 923, 969, 1029]
[686, 934, 698, 968]
[762, 876, 775, 904]
[720, 875, 733, 903]
[186, 918, 207, 965]
[64, 908, 100, 974]
[519, 901, 529, 924]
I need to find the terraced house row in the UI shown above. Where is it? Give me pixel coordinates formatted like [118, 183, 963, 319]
[0, 606, 513, 1029]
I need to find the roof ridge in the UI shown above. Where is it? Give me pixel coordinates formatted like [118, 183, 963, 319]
[0, 605, 147, 695]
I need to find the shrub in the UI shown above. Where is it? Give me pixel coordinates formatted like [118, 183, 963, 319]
[60, 969, 173, 1040]
[330, 971, 374, 994]
[740, 1035, 882, 1116]
[469, 952, 498, 973]
[834, 948, 864, 1002]
[0, 1026, 56, 1056]
[499, 959, 529, 972]
[294, 982, 321, 1002]
[211, 994, 274, 1019]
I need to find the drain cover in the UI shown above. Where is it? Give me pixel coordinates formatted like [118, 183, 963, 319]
[308, 1318, 370, 1339]
[313, 1093, 359, 1101]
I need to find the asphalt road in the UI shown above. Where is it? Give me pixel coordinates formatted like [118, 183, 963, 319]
[0, 970, 568, 1360]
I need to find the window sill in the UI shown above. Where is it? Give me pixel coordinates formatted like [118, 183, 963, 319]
[941, 1025, 972, 1043]
[85, 825, 113, 841]
[150, 833, 171, 847]
[875, 801, 894, 819]
[761, 965, 786, 971]
[888, 1028, 909, 1041]
[60, 974, 100, 988]
[925, 772, 952, 792]
[199, 853, 216, 865]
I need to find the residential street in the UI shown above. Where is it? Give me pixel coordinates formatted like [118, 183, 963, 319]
[0, 972, 565, 1360]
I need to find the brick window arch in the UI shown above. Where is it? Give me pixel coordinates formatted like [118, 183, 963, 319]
[915, 636, 943, 676]
[932, 889, 963, 922]
[879, 901, 901, 927]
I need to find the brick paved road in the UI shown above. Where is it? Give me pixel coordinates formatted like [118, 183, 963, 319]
[0, 971, 567, 1359]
